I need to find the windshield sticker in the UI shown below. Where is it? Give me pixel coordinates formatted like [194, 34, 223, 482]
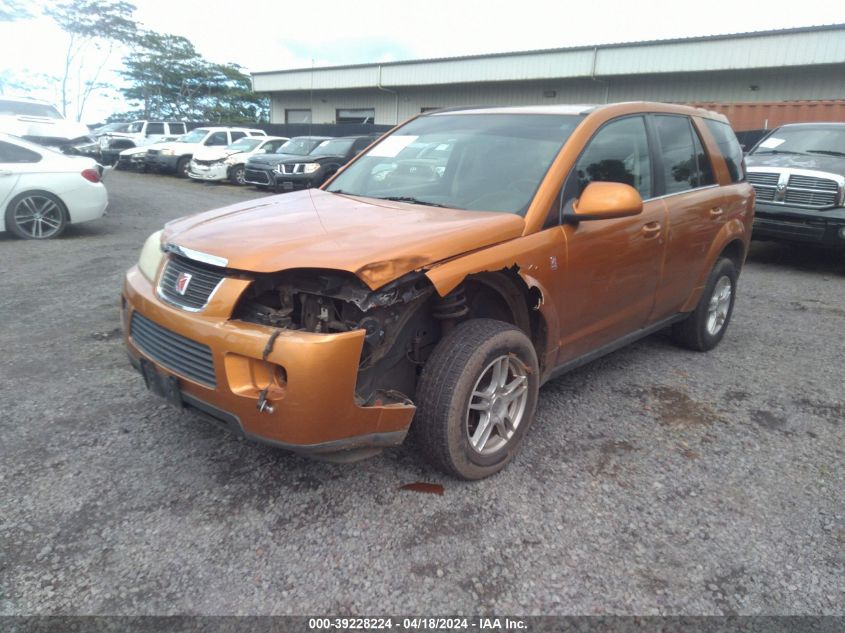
[369, 135, 419, 157]
[759, 137, 785, 149]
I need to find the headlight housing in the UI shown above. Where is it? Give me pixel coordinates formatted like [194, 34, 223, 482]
[302, 162, 321, 174]
[160, 149, 175, 156]
[224, 156, 238, 166]
[138, 230, 165, 281]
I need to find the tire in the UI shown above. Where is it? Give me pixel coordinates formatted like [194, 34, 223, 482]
[671, 257, 738, 351]
[413, 318, 539, 479]
[229, 165, 246, 185]
[5, 191, 68, 240]
[175, 156, 191, 178]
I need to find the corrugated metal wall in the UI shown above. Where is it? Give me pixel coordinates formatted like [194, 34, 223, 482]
[270, 67, 845, 128]
[691, 100, 845, 130]
[253, 26, 845, 92]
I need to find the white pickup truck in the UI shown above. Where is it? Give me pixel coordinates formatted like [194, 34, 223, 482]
[99, 120, 188, 163]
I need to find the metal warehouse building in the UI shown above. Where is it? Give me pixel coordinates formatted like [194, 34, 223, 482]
[253, 24, 845, 131]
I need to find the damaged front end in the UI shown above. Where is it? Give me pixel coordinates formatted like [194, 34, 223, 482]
[233, 269, 442, 407]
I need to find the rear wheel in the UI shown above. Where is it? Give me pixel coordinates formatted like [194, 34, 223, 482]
[5, 191, 68, 240]
[672, 257, 738, 351]
[413, 319, 539, 479]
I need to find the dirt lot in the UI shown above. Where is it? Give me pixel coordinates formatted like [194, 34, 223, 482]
[1, 169, 843, 615]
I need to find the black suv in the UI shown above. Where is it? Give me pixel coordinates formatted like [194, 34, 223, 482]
[272, 135, 375, 192]
[243, 136, 332, 189]
[746, 123, 845, 247]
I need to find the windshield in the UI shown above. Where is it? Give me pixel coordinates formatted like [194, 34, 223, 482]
[752, 126, 845, 157]
[227, 137, 261, 152]
[277, 137, 325, 156]
[326, 113, 583, 214]
[180, 128, 210, 144]
[310, 138, 355, 157]
[0, 99, 62, 119]
[127, 122, 145, 133]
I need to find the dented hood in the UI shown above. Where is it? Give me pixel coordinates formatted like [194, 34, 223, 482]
[163, 189, 525, 289]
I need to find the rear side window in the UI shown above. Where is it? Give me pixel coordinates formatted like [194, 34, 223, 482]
[230, 131, 246, 141]
[146, 122, 165, 135]
[574, 116, 652, 199]
[0, 141, 41, 163]
[653, 115, 716, 194]
[704, 119, 745, 183]
[168, 123, 186, 134]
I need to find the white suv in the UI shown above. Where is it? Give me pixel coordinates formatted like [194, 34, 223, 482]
[145, 127, 266, 177]
[99, 120, 188, 163]
[188, 135, 289, 185]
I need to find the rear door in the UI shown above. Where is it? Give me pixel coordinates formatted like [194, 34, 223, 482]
[0, 140, 32, 211]
[555, 115, 668, 363]
[648, 114, 724, 321]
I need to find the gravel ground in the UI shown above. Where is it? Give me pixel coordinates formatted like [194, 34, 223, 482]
[0, 169, 843, 616]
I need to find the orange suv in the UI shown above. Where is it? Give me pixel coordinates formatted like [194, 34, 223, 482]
[123, 102, 754, 479]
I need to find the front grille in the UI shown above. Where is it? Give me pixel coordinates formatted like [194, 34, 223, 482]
[280, 163, 306, 174]
[747, 171, 780, 187]
[784, 190, 838, 207]
[147, 149, 160, 156]
[245, 168, 270, 184]
[788, 174, 839, 192]
[158, 256, 226, 310]
[747, 168, 842, 209]
[192, 159, 220, 166]
[130, 312, 216, 387]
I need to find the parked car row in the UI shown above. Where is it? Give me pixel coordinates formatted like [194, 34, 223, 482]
[115, 127, 379, 191]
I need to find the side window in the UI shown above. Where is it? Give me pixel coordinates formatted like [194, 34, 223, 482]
[691, 127, 715, 187]
[573, 116, 652, 199]
[230, 131, 246, 141]
[654, 115, 699, 195]
[0, 141, 41, 163]
[168, 123, 186, 135]
[146, 122, 165, 135]
[704, 119, 745, 183]
[205, 132, 228, 146]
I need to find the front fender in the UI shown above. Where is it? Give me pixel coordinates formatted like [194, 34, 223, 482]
[424, 230, 563, 370]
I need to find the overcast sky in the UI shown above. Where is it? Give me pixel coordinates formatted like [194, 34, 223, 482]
[2, 0, 844, 123]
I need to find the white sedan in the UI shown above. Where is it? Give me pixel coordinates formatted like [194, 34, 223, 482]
[188, 135, 289, 185]
[0, 133, 107, 239]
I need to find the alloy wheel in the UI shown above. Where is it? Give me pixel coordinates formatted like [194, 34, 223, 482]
[466, 354, 529, 454]
[13, 195, 65, 239]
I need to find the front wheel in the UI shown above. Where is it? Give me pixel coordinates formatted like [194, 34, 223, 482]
[175, 156, 191, 178]
[229, 165, 246, 185]
[672, 257, 738, 351]
[413, 319, 539, 479]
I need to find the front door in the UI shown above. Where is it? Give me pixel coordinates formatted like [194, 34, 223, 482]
[554, 115, 668, 364]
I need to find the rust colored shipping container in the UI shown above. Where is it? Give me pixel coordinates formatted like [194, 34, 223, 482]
[688, 100, 845, 131]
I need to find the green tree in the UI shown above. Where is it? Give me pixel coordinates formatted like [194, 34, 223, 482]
[45, 0, 139, 120]
[120, 32, 268, 123]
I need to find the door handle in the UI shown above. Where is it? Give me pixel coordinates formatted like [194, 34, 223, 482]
[709, 207, 724, 218]
[641, 222, 662, 237]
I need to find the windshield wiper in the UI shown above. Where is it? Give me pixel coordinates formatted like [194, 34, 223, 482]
[806, 149, 845, 157]
[372, 195, 449, 208]
[754, 149, 805, 155]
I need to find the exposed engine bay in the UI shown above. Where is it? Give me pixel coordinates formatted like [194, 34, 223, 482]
[233, 270, 444, 404]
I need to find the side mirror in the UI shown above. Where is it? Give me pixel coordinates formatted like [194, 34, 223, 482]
[572, 181, 643, 221]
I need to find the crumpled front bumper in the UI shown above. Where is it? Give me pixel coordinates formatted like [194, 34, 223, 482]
[122, 265, 415, 457]
[188, 162, 228, 181]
